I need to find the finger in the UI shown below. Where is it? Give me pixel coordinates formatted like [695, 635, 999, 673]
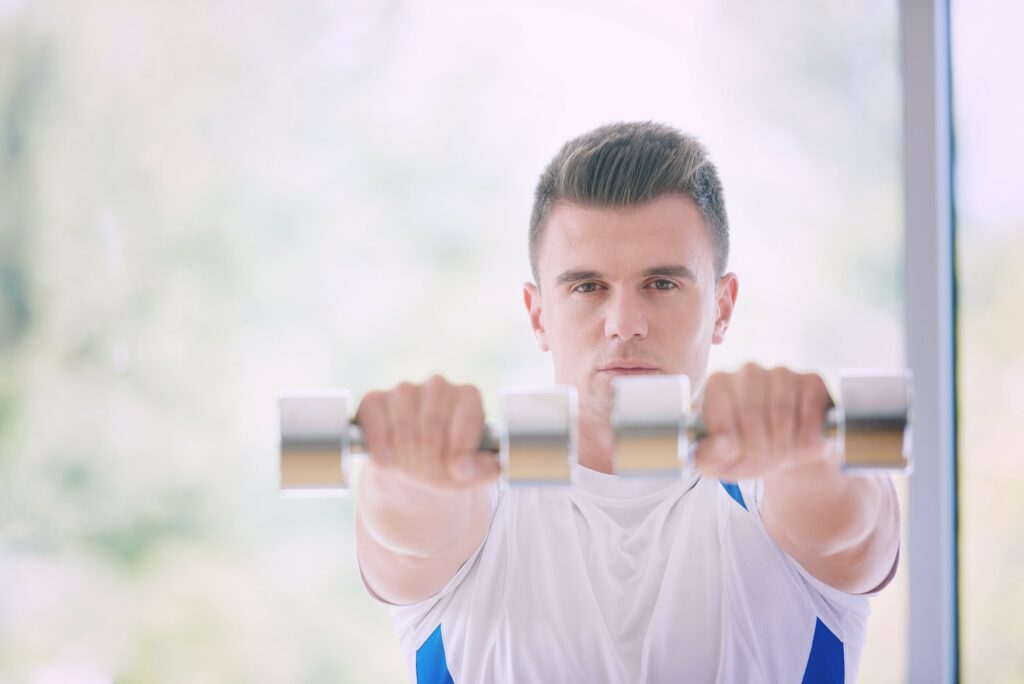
[694, 372, 742, 475]
[699, 433, 742, 479]
[354, 391, 395, 467]
[417, 374, 454, 480]
[386, 382, 419, 472]
[796, 373, 832, 450]
[447, 384, 498, 485]
[768, 367, 798, 461]
[734, 363, 770, 475]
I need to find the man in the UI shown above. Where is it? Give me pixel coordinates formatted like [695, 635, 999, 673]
[353, 121, 901, 682]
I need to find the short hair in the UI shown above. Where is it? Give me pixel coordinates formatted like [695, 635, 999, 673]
[528, 121, 730, 284]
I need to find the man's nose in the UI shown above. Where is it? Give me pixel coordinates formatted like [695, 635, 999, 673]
[603, 289, 648, 340]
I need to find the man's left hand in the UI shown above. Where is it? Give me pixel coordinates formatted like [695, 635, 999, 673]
[694, 363, 836, 481]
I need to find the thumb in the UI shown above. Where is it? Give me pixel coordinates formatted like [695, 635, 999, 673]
[694, 433, 739, 474]
[449, 452, 501, 485]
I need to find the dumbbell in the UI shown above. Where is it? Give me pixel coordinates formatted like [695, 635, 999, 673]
[278, 386, 580, 494]
[611, 370, 912, 476]
[278, 370, 912, 494]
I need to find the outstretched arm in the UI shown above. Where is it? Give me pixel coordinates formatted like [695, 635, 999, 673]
[695, 363, 901, 594]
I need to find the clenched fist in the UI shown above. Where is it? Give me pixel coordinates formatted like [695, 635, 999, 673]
[354, 374, 500, 489]
[695, 363, 836, 481]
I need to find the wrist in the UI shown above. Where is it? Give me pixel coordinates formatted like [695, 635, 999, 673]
[357, 461, 487, 557]
[765, 442, 840, 483]
[762, 457, 883, 556]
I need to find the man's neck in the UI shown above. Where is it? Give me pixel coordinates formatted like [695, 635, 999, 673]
[576, 405, 616, 475]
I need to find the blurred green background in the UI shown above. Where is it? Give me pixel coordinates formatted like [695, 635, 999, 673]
[0, 0, 1019, 681]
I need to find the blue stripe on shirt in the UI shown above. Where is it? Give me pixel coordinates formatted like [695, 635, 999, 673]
[416, 624, 454, 684]
[720, 480, 747, 510]
[801, 617, 845, 683]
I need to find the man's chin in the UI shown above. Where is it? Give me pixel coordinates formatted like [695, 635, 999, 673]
[578, 382, 613, 419]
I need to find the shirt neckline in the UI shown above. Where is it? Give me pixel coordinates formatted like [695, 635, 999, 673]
[570, 463, 700, 503]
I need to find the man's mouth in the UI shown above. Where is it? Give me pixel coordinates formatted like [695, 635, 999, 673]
[600, 368, 659, 375]
[598, 360, 660, 375]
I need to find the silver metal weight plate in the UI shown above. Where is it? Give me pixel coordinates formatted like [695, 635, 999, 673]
[838, 370, 913, 474]
[612, 374, 691, 476]
[501, 385, 578, 485]
[279, 391, 351, 493]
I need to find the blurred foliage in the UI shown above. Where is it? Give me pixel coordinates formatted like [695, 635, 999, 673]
[0, 0, 1019, 682]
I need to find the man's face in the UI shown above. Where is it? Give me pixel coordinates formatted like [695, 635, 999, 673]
[523, 193, 738, 417]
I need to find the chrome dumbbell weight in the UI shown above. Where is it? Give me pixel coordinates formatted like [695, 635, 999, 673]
[279, 369, 912, 494]
[611, 369, 913, 476]
[278, 386, 579, 495]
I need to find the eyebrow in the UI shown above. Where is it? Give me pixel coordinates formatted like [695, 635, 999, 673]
[554, 264, 698, 286]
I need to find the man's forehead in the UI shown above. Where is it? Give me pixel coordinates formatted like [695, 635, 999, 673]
[536, 196, 714, 284]
[545, 198, 706, 245]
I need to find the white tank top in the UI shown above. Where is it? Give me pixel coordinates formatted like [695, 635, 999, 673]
[360, 466, 892, 683]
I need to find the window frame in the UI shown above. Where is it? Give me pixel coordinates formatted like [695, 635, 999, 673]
[900, 0, 959, 681]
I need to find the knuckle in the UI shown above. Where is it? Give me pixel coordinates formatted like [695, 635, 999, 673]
[394, 381, 418, 397]
[362, 389, 384, 404]
[424, 373, 449, 391]
[356, 391, 384, 418]
[388, 384, 419, 416]
[802, 372, 826, 393]
[388, 386, 417, 415]
[741, 361, 762, 376]
[457, 385, 485, 412]
[705, 372, 729, 394]
[459, 383, 483, 400]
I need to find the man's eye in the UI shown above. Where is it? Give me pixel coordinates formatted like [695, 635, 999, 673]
[573, 281, 677, 293]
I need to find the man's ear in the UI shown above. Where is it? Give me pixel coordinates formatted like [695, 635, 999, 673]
[523, 281, 549, 352]
[712, 273, 738, 344]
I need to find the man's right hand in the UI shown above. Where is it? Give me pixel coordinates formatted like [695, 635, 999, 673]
[354, 374, 501, 489]
[354, 375, 501, 605]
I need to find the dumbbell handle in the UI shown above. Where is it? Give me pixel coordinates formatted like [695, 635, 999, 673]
[688, 407, 910, 439]
[314, 407, 868, 457]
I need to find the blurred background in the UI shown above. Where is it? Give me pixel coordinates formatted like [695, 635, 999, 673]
[0, 0, 1020, 681]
